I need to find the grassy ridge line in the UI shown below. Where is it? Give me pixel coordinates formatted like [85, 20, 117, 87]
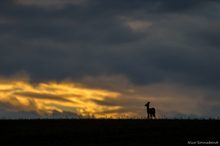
[0, 118, 219, 120]
[0, 119, 219, 145]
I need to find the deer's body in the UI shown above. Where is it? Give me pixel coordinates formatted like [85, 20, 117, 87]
[145, 102, 156, 119]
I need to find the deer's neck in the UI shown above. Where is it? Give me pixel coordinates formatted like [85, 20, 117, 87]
[146, 106, 150, 110]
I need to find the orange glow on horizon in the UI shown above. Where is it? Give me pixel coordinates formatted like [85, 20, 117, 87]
[0, 79, 124, 118]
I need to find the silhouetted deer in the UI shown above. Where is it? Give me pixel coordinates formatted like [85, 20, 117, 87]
[145, 102, 156, 119]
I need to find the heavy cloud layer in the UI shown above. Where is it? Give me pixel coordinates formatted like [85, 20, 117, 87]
[0, 0, 220, 118]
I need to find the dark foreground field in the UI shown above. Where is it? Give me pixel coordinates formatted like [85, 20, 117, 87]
[0, 119, 219, 146]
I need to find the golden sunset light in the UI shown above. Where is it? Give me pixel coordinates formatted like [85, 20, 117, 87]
[0, 78, 124, 118]
[0, 74, 213, 119]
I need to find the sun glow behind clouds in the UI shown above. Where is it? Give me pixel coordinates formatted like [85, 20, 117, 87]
[0, 79, 121, 118]
[120, 16, 153, 31]
[0, 74, 217, 119]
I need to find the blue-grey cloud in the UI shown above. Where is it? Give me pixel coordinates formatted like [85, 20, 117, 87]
[0, 0, 219, 87]
[0, 0, 220, 118]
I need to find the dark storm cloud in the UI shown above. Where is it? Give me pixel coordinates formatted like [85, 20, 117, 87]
[94, 0, 207, 13]
[0, 0, 220, 89]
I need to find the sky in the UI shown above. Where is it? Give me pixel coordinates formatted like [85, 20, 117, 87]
[0, 0, 220, 119]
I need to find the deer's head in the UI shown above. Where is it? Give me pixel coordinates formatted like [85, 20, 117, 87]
[145, 102, 150, 107]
